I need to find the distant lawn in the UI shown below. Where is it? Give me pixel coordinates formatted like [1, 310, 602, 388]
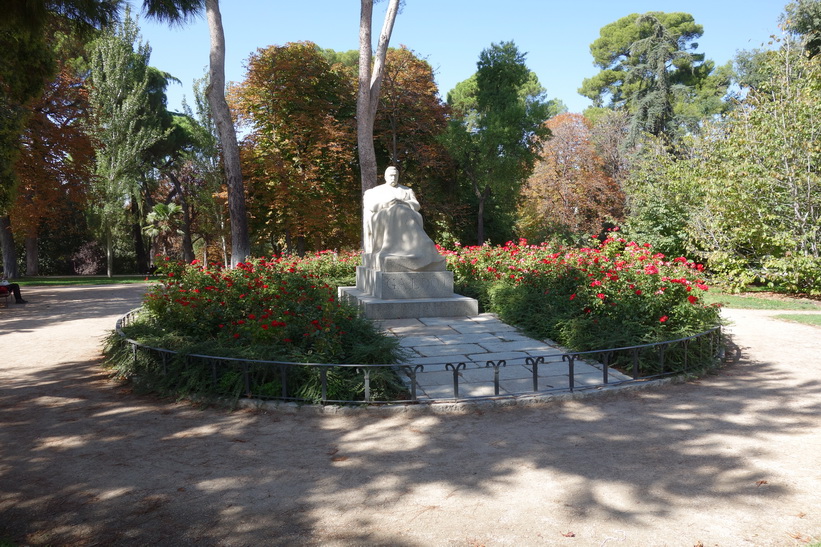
[703, 291, 821, 311]
[772, 313, 821, 328]
[16, 275, 152, 286]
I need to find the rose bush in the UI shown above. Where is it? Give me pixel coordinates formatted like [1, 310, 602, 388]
[108, 237, 721, 402]
[440, 235, 720, 352]
[108, 253, 405, 403]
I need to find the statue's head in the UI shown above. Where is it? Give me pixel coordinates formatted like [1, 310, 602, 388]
[385, 166, 399, 187]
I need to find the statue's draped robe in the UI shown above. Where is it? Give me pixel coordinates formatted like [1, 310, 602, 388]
[363, 183, 446, 272]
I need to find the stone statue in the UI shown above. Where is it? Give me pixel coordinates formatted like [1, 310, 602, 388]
[363, 166, 446, 272]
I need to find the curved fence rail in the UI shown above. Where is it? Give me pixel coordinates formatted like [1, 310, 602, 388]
[115, 309, 723, 406]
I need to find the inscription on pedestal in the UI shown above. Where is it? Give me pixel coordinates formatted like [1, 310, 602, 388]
[375, 271, 454, 299]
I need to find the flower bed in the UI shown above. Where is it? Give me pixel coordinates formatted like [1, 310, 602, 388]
[106, 238, 722, 402]
[105, 251, 406, 402]
[440, 235, 721, 354]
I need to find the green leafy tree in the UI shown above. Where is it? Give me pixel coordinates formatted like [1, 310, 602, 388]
[623, 36, 821, 291]
[580, 12, 728, 141]
[143, 201, 182, 256]
[88, 8, 165, 276]
[783, 0, 821, 58]
[183, 75, 231, 265]
[444, 41, 552, 244]
[687, 40, 821, 282]
[621, 135, 697, 259]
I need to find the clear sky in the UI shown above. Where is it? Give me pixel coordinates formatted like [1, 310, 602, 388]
[132, 0, 785, 115]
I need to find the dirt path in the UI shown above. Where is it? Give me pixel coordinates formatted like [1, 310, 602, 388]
[1, 285, 820, 546]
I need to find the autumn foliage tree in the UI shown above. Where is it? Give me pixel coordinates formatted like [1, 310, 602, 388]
[12, 67, 95, 275]
[518, 113, 624, 244]
[374, 46, 458, 239]
[233, 41, 359, 253]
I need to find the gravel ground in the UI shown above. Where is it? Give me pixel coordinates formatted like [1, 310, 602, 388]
[1, 284, 820, 546]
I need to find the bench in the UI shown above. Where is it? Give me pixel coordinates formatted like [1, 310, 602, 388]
[0, 286, 10, 307]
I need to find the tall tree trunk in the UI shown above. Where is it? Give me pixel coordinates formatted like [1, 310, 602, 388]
[357, 0, 400, 248]
[105, 222, 114, 277]
[476, 184, 490, 245]
[357, 0, 400, 195]
[132, 200, 148, 274]
[0, 216, 18, 278]
[25, 233, 38, 276]
[476, 195, 485, 245]
[205, 0, 250, 266]
[180, 203, 194, 262]
[168, 173, 195, 262]
[133, 220, 148, 273]
[357, 0, 376, 197]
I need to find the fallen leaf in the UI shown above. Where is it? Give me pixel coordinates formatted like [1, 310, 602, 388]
[231, 438, 247, 443]
[561, 531, 575, 537]
[331, 456, 348, 462]
[756, 480, 768, 487]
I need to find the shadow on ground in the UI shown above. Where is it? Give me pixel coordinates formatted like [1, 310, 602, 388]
[1, 286, 819, 545]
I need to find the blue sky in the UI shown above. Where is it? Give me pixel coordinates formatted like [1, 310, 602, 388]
[133, 1, 785, 114]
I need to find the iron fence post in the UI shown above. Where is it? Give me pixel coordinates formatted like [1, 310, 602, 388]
[445, 362, 466, 398]
[525, 356, 544, 392]
[486, 360, 506, 396]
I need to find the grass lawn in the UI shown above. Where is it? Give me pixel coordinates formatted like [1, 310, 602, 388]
[16, 275, 151, 286]
[703, 291, 821, 311]
[771, 313, 821, 328]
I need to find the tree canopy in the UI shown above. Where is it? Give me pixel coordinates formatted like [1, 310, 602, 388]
[444, 41, 554, 244]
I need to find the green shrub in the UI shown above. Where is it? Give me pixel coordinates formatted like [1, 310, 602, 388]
[441, 236, 722, 366]
[105, 253, 405, 403]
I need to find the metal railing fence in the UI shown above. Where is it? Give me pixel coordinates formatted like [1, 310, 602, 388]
[114, 308, 723, 405]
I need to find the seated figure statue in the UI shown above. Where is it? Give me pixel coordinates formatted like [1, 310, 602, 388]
[363, 166, 446, 272]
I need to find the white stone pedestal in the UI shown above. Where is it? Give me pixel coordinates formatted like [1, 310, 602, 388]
[338, 256, 479, 320]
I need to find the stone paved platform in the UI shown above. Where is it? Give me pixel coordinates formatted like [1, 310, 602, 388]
[375, 313, 632, 400]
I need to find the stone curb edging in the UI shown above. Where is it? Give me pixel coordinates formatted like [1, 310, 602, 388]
[233, 376, 680, 415]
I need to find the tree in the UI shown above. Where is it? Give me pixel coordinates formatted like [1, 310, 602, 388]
[183, 75, 231, 265]
[579, 12, 727, 140]
[141, 0, 251, 266]
[620, 134, 696, 259]
[357, 0, 401, 197]
[11, 66, 95, 275]
[202, 0, 249, 265]
[783, 0, 821, 58]
[444, 41, 552, 244]
[373, 47, 459, 240]
[87, 8, 165, 276]
[375, 47, 448, 170]
[234, 41, 359, 253]
[518, 113, 624, 244]
[580, 12, 704, 109]
[687, 41, 821, 270]
[0, 0, 119, 276]
[143, 201, 182, 256]
[626, 14, 680, 139]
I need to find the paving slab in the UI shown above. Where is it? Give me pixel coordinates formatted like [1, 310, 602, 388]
[375, 312, 632, 401]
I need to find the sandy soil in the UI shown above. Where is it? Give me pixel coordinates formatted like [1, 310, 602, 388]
[1, 284, 820, 546]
